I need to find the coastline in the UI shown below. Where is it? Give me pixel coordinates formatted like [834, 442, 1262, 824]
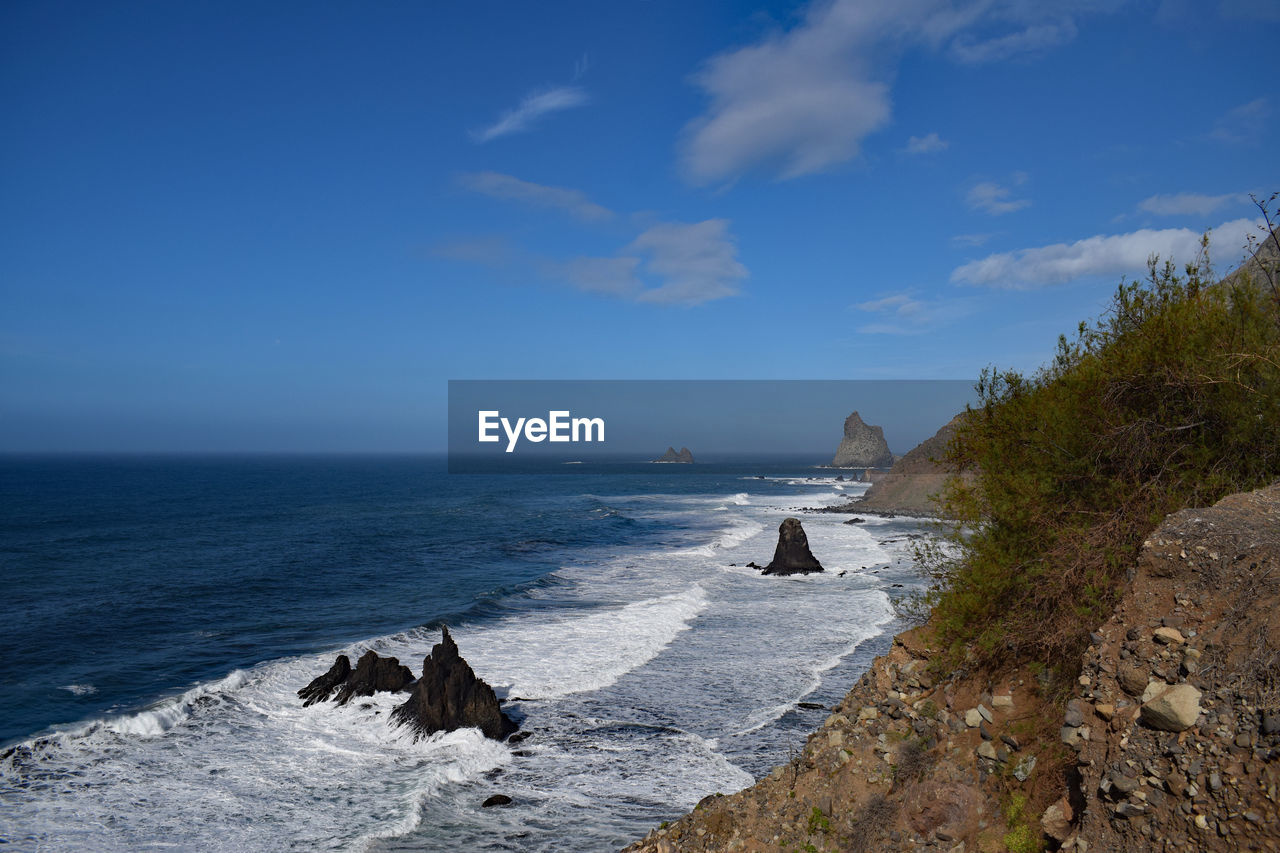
[0, 461, 933, 850]
[622, 483, 1280, 852]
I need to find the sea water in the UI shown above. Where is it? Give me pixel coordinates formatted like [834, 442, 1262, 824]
[0, 456, 934, 851]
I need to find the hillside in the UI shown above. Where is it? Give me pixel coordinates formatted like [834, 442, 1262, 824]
[624, 483, 1280, 853]
[623, 211, 1280, 852]
[855, 414, 964, 516]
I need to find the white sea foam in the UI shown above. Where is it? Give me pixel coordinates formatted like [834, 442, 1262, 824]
[684, 519, 765, 557]
[2, 481, 933, 852]
[60, 683, 97, 696]
[103, 669, 249, 737]
[440, 585, 709, 700]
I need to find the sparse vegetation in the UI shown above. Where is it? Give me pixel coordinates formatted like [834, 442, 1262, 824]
[892, 735, 932, 785]
[1001, 792, 1044, 853]
[922, 200, 1280, 678]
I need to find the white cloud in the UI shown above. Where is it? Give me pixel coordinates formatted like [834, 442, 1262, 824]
[679, 1, 1119, 183]
[966, 180, 1030, 215]
[432, 236, 517, 267]
[952, 232, 996, 247]
[1138, 192, 1251, 217]
[949, 18, 1078, 63]
[1210, 97, 1270, 145]
[458, 172, 613, 222]
[854, 291, 975, 334]
[560, 256, 642, 297]
[905, 132, 949, 154]
[951, 217, 1259, 289]
[472, 86, 588, 143]
[561, 220, 748, 305]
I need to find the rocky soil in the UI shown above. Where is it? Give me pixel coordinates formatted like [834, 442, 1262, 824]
[623, 483, 1280, 852]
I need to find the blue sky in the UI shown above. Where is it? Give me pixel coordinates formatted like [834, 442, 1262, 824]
[2, 0, 1277, 451]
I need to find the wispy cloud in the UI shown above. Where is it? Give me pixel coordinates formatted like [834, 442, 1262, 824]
[951, 217, 1259, 289]
[853, 291, 975, 334]
[561, 220, 748, 305]
[949, 17, 1078, 64]
[966, 179, 1030, 215]
[951, 232, 996, 247]
[432, 236, 518, 267]
[472, 85, 588, 143]
[1138, 191, 1252, 216]
[679, 1, 1118, 184]
[458, 172, 613, 222]
[905, 132, 949, 154]
[1210, 97, 1270, 145]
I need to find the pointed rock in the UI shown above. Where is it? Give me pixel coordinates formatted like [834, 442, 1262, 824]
[391, 627, 518, 741]
[297, 650, 414, 707]
[760, 517, 824, 576]
[298, 655, 353, 706]
[335, 650, 414, 705]
[830, 411, 894, 468]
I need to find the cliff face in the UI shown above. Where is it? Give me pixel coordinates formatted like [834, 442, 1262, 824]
[1070, 483, 1280, 851]
[857, 414, 965, 516]
[623, 483, 1280, 853]
[831, 412, 895, 469]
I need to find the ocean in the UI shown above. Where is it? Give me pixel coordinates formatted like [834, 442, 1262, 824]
[0, 455, 933, 851]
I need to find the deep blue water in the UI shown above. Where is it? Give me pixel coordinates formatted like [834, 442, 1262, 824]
[0, 454, 862, 746]
[0, 454, 927, 851]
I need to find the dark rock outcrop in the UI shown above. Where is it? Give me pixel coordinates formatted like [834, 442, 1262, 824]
[654, 446, 694, 463]
[482, 794, 513, 807]
[760, 517, 824, 576]
[297, 650, 414, 707]
[298, 655, 353, 706]
[830, 412, 894, 468]
[391, 626, 518, 741]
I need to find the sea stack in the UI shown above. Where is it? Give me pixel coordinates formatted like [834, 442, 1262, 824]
[297, 650, 414, 707]
[654, 447, 694, 463]
[830, 411, 894, 468]
[391, 626, 518, 741]
[761, 517, 824, 576]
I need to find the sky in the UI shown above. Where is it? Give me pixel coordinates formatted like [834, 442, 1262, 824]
[2, 0, 1277, 452]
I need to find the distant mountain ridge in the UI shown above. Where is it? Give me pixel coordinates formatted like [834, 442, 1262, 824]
[857, 413, 967, 516]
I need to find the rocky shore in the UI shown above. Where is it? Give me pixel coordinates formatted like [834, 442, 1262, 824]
[623, 482, 1280, 852]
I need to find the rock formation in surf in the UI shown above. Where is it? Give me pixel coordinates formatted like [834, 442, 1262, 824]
[654, 446, 694, 463]
[830, 411, 894, 469]
[297, 650, 415, 706]
[391, 626, 518, 741]
[760, 517, 824, 576]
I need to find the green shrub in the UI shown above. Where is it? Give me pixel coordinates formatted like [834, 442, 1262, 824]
[924, 210, 1280, 675]
[1004, 823, 1042, 853]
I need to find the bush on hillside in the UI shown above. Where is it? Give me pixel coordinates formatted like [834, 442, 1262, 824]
[923, 199, 1280, 678]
